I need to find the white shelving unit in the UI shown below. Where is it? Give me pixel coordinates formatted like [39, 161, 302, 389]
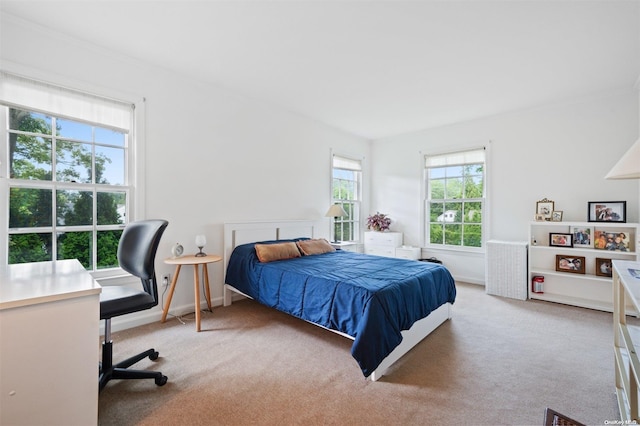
[528, 221, 639, 312]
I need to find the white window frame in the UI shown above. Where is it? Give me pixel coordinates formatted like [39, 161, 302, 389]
[330, 153, 362, 242]
[423, 147, 487, 252]
[0, 71, 145, 281]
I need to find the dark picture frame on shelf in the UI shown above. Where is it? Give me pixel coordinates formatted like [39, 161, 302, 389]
[595, 257, 613, 277]
[549, 233, 573, 248]
[588, 201, 626, 223]
[555, 255, 586, 274]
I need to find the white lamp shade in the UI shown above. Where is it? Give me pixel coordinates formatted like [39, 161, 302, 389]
[195, 234, 207, 247]
[605, 138, 640, 179]
[325, 204, 347, 217]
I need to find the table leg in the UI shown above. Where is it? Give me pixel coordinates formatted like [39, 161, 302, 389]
[203, 263, 212, 312]
[161, 265, 181, 323]
[194, 265, 201, 332]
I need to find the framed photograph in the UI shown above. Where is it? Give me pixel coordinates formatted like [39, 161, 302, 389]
[555, 255, 586, 274]
[594, 230, 630, 251]
[536, 198, 554, 221]
[551, 211, 563, 222]
[588, 201, 626, 223]
[549, 233, 573, 248]
[534, 214, 545, 221]
[570, 226, 593, 248]
[595, 258, 613, 277]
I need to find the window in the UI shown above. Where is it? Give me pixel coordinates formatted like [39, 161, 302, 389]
[1, 72, 135, 270]
[331, 154, 361, 242]
[425, 148, 485, 249]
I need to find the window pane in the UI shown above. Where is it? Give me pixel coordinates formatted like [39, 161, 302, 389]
[8, 233, 52, 264]
[96, 145, 125, 185]
[444, 224, 462, 245]
[444, 202, 462, 222]
[463, 225, 482, 247]
[56, 140, 92, 183]
[429, 202, 444, 222]
[429, 167, 445, 179]
[9, 188, 52, 227]
[463, 202, 482, 223]
[97, 192, 126, 225]
[97, 230, 122, 269]
[9, 109, 51, 132]
[57, 118, 92, 141]
[445, 177, 463, 199]
[57, 190, 93, 226]
[10, 135, 52, 180]
[429, 179, 445, 199]
[57, 231, 92, 269]
[430, 223, 443, 244]
[95, 127, 125, 147]
[464, 173, 483, 198]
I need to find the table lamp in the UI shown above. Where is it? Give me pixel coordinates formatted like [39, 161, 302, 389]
[195, 234, 207, 257]
[325, 204, 347, 243]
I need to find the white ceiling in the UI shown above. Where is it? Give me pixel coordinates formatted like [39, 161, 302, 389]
[1, 1, 639, 139]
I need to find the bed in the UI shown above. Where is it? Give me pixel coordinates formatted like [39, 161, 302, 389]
[223, 220, 456, 381]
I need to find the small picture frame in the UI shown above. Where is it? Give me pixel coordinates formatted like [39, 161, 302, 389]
[536, 198, 555, 221]
[595, 258, 613, 277]
[534, 214, 545, 221]
[549, 233, 573, 248]
[555, 255, 586, 274]
[551, 211, 563, 222]
[588, 201, 626, 223]
[570, 226, 594, 248]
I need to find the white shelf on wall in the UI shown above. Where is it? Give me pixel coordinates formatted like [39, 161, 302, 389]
[528, 221, 639, 312]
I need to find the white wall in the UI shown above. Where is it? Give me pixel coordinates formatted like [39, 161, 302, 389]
[371, 89, 639, 284]
[2, 14, 638, 326]
[1, 16, 370, 329]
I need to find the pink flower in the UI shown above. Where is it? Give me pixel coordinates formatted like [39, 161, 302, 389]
[366, 212, 391, 232]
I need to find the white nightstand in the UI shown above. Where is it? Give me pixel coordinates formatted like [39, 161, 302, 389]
[395, 246, 421, 260]
[331, 241, 358, 252]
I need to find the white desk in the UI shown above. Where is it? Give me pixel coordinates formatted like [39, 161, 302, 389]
[613, 260, 640, 422]
[0, 259, 101, 426]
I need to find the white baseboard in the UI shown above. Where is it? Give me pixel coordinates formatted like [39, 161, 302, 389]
[453, 275, 485, 286]
[100, 295, 227, 335]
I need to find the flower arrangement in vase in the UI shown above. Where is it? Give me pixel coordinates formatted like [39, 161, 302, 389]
[366, 212, 391, 232]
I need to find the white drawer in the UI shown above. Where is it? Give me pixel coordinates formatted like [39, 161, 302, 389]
[395, 247, 420, 260]
[364, 246, 396, 257]
[364, 232, 402, 247]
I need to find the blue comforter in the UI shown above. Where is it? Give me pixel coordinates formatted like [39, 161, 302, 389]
[225, 241, 456, 377]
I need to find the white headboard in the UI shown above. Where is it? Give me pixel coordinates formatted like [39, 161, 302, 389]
[223, 220, 317, 275]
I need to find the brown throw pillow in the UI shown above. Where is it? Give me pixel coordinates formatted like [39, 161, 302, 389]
[254, 242, 301, 263]
[296, 238, 336, 256]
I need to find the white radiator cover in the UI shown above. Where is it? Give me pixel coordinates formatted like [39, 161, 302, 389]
[485, 240, 528, 300]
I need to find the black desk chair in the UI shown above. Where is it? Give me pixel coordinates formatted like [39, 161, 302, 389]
[99, 219, 169, 391]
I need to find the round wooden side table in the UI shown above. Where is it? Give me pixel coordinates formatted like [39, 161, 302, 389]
[162, 254, 222, 332]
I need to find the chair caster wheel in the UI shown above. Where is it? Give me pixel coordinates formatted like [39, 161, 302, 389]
[149, 351, 159, 361]
[155, 375, 168, 386]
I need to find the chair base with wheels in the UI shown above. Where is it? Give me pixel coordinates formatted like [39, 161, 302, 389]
[99, 219, 169, 392]
[99, 307, 168, 391]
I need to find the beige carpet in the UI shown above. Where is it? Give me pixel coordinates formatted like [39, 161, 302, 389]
[98, 282, 620, 425]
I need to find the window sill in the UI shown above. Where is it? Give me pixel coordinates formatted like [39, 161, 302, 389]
[423, 245, 485, 256]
